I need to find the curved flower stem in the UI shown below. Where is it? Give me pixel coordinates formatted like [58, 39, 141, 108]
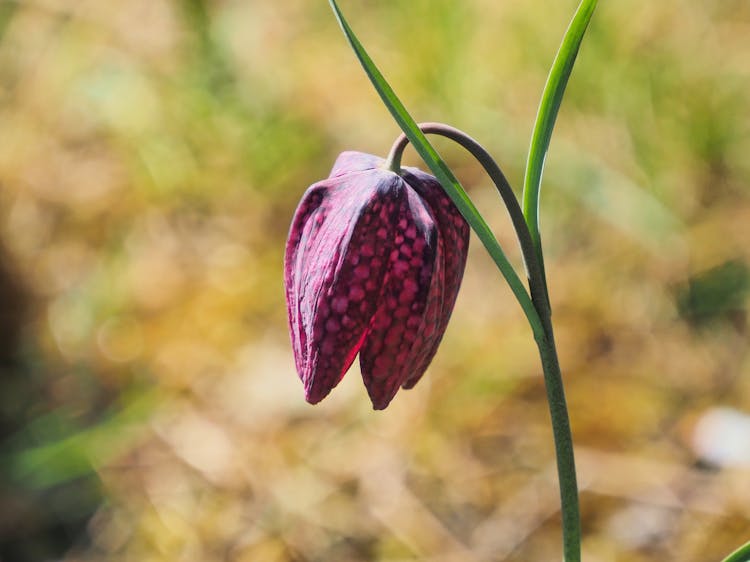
[386, 123, 549, 315]
[723, 540, 750, 562]
[387, 123, 579, 562]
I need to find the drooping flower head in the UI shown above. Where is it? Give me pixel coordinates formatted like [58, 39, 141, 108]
[284, 151, 469, 409]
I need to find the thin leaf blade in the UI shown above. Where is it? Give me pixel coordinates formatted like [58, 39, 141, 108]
[722, 540, 750, 562]
[522, 0, 599, 255]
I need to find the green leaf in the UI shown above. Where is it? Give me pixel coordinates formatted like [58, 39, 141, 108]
[522, 0, 599, 262]
[327, 0, 544, 340]
[722, 540, 750, 562]
[6, 390, 156, 488]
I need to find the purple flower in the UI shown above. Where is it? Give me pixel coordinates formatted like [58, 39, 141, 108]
[284, 151, 469, 409]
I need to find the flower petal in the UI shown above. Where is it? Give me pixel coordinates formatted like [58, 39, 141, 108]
[285, 167, 405, 404]
[359, 186, 443, 409]
[330, 151, 383, 177]
[399, 168, 470, 389]
[285, 182, 328, 377]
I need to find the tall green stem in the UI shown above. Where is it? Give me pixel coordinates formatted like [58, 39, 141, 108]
[518, 4, 597, 555]
[388, 124, 579, 562]
[535, 319, 580, 562]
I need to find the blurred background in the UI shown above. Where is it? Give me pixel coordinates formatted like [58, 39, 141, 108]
[0, 0, 749, 560]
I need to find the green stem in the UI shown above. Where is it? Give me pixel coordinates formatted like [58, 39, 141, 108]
[388, 123, 579, 562]
[535, 318, 580, 562]
[723, 540, 750, 562]
[519, 5, 597, 553]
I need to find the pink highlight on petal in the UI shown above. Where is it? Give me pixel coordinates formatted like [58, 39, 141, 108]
[321, 339, 335, 354]
[354, 265, 370, 279]
[349, 285, 366, 301]
[332, 296, 348, 313]
[392, 260, 409, 275]
[393, 307, 410, 319]
[399, 289, 415, 305]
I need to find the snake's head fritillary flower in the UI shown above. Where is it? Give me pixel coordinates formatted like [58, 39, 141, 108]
[284, 151, 469, 409]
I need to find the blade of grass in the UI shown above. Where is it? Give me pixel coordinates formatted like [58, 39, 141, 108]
[723, 540, 750, 562]
[522, 0, 598, 275]
[327, 0, 544, 341]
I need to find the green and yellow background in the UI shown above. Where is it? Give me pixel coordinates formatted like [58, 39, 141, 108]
[0, 1, 748, 560]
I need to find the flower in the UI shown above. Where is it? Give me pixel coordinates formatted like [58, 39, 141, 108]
[284, 151, 469, 409]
